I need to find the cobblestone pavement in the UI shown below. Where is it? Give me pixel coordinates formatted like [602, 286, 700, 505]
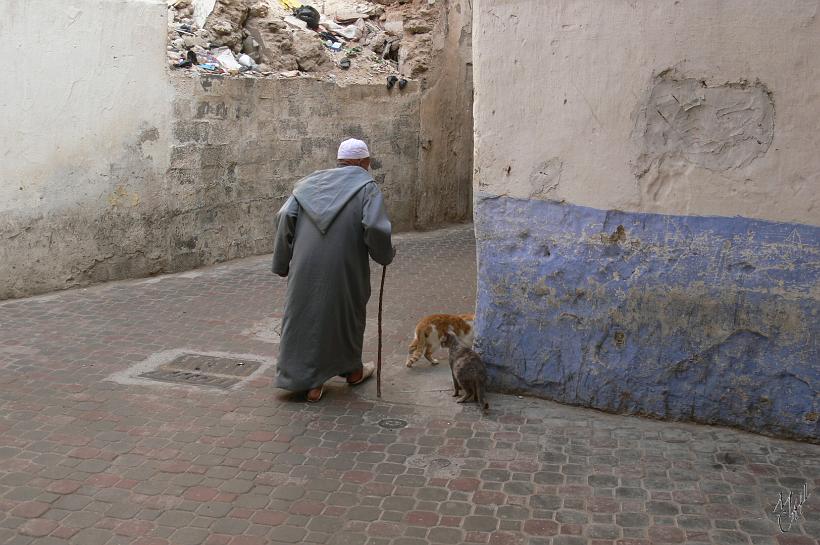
[0, 224, 818, 545]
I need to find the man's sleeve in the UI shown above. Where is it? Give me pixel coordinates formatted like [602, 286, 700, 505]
[272, 196, 299, 277]
[362, 182, 395, 266]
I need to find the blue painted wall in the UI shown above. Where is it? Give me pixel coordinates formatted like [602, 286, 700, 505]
[474, 195, 819, 442]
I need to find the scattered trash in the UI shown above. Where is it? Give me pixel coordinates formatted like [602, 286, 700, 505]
[386, 75, 399, 89]
[338, 24, 362, 40]
[237, 53, 254, 68]
[214, 47, 242, 73]
[293, 5, 321, 30]
[166, 0, 435, 84]
[321, 17, 362, 40]
[278, 0, 302, 9]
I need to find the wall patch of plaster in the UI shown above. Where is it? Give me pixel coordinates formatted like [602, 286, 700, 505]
[633, 71, 775, 177]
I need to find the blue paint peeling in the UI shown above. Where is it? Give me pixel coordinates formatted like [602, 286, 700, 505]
[474, 195, 820, 442]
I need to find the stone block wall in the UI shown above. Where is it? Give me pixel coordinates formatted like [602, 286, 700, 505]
[473, 0, 820, 441]
[166, 75, 421, 273]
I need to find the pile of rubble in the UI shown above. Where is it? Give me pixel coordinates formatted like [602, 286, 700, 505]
[166, 0, 439, 86]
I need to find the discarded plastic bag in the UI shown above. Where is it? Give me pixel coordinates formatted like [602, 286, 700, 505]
[321, 17, 363, 41]
[294, 5, 320, 30]
[338, 25, 362, 40]
[214, 48, 242, 72]
[196, 50, 224, 73]
[173, 50, 199, 69]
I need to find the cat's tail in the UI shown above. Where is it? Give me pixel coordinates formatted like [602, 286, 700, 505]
[478, 382, 489, 415]
[405, 327, 426, 367]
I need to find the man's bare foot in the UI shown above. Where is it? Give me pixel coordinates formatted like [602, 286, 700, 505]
[306, 387, 323, 402]
[346, 369, 363, 384]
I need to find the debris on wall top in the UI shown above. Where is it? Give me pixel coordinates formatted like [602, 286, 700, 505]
[166, 0, 439, 86]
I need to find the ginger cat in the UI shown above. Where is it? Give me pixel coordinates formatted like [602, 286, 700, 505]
[405, 313, 474, 368]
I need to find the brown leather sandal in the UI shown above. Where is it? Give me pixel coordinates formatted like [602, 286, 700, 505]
[306, 386, 324, 403]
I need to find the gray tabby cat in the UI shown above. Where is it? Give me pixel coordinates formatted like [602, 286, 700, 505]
[442, 332, 489, 414]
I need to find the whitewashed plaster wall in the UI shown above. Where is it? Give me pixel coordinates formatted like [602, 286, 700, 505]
[1, 0, 172, 216]
[473, 0, 820, 226]
[0, 0, 173, 297]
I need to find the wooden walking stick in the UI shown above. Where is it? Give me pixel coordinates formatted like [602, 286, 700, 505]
[377, 265, 387, 398]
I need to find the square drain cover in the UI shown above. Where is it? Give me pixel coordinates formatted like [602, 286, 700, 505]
[139, 354, 261, 389]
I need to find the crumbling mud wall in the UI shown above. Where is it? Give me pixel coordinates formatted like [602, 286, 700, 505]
[416, 0, 473, 227]
[473, 0, 820, 441]
[0, 0, 433, 300]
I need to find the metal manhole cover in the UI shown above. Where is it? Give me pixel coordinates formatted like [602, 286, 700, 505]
[138, 354, 261, 389]
[378, 418, 408, 429]
[138, 370, 240, 389]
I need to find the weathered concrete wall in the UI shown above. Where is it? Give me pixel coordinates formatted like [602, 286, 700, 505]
[473, 0, 820, 441]
[476, 197, 819, 440]
[474, 0, 820, 224]
[0, 0, 173, 298]
[0, 0, 443, 300]
[416, 0, 474, 227]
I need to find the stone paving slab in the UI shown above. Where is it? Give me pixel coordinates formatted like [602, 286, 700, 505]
[0, 224, 818, 545]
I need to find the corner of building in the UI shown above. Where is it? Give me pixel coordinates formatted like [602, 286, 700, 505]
[472, 0, 820, 442]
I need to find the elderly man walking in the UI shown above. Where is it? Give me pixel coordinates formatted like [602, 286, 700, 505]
[272, 138, 395, 402]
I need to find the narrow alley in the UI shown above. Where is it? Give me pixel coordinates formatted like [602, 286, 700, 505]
[0, 226, 817, 545]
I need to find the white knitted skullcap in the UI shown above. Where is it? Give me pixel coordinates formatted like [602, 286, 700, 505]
[337, 138, 370, 159]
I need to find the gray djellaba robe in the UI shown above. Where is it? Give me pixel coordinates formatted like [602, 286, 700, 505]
[271, 165, 395, 392]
